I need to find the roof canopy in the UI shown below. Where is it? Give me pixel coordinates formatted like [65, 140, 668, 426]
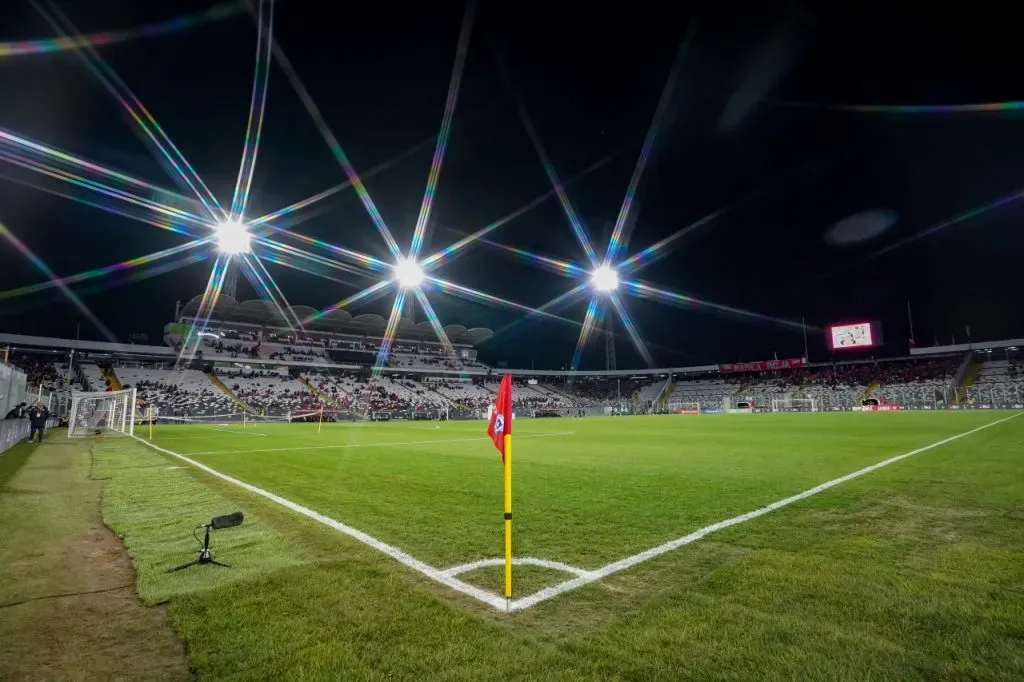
[177, 295, 493, 346]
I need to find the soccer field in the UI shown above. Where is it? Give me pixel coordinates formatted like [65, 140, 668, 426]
[138, 411, 1023, 610]
[90, 410, 1024, 678]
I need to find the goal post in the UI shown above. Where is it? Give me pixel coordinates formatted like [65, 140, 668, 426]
[771, 397, 817, 413]
[68, 388, 137, 438]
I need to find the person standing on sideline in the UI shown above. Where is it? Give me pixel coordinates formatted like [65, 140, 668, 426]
[27, 401, 49, 442]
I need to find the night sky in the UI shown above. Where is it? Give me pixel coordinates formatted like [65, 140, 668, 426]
[1, 1, 1022, 370]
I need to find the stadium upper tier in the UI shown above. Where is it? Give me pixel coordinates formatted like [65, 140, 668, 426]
[174, 295, 495, 347]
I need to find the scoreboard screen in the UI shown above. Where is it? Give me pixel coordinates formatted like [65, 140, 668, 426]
[827, 322, 879, 350]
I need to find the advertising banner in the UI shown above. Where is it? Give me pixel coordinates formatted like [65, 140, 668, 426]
[719, 358, 805, 373]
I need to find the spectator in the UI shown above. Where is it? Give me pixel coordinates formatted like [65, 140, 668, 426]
[4, 402, 27, 419]
[27, 401, 49, 442]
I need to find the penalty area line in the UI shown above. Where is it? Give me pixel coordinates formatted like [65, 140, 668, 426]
[507, 411, 1023, 611]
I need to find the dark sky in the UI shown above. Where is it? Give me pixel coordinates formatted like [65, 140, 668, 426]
[1, 1, 1023, 369]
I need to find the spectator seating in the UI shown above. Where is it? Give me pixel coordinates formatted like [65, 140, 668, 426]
[666, 376, 742, 410]
[115, 367, 238, 417]
[967, 358, 1024, 406]
[219, 371, 325, 415]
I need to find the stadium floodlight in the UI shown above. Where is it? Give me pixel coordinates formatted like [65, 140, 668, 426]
[590, 264, 619, 292]
[394, 259, 424, 289]
[214, 220, 251, 255]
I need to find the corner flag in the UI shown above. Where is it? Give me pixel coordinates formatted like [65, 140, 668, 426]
[487, 374, 513, 461]
[487, 374, 514, 607]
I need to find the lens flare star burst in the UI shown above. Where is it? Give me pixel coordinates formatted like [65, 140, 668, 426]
[395, 260, 425, 289]
[590, 265, 619, 293]
[214, 221, 252, 255]
[1, 3, 830, 374]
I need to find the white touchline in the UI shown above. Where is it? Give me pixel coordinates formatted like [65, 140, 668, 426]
[185, 431, 576, 455]
[507, 411, 1023, 611]
[133, 435, 510, 611]
[130, 412, 1020, 613]
[156, 431, 268, 440]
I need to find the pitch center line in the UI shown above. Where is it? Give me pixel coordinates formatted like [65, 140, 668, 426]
[182, 431, 576, 455]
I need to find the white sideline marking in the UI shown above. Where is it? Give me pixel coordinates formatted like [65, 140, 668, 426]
[184, 431, 575, 456]
[132, 435, 510, 611]
[507, 411, 1023, 611]
[157, 431, 268, 440]
[130, 412, 1020, 613]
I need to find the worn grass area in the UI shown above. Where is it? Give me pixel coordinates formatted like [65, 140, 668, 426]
[98, 412, 1023, 680]
[0, 433, 187, 680]
[94, 439, 308, 604]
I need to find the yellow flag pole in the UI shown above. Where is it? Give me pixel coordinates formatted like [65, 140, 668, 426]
[503, 432, 513, 611]
[318, 406, 324, 433]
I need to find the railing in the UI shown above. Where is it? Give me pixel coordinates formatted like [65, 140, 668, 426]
[946, 350, 974, 403]
[961, 385, 1024, 409]
[652, 375, 673, 409]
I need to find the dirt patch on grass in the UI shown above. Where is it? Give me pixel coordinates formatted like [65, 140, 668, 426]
[0, 439, 189, 681]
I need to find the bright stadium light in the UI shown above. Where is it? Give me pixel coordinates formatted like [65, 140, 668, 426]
[214, 220, 251, 255]
[590, 264, 619, 292]
[395, 259, 424, 289]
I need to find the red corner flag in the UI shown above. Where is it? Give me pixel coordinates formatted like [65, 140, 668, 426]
[487, 374, 513, 462]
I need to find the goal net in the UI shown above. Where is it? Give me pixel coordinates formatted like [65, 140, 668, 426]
[667, 400, 701, 414]
[68, 389, 137, 438]
[771, 397, 817, 413]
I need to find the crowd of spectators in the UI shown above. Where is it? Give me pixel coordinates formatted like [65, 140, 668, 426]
[125, 372, 238, 417]
[204, 339, 261, 359]
[225, 374, 325, 415]
[10, 355, 71, 390]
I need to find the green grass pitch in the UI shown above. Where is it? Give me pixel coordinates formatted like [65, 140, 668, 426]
[95, 411, 1023, 679]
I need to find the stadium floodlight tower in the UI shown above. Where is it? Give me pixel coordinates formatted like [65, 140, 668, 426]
[590, 264, 619, 293]
[394, 258, 425, 289]
[214, 220, 252, 255]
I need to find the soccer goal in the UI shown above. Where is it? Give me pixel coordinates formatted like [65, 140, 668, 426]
[771, 397, 817, 413]
[667, 400, 701, 414]
[68, 388, 137, 438]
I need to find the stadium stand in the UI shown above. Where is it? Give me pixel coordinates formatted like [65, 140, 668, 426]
[798, 364, 874, 411]
[637, 378, 667, 406]
[216, 370, 325, 415]
[9, 354, 76, 391]
[665, 374, 743, 410]
[4, 301, 1019, 419]
[79, 363, 110, 393]
[872, 358, 957, 408]
[966, 357, 1024, 407]
[431, 379, 494, 410]
[115, 367, 239, 417]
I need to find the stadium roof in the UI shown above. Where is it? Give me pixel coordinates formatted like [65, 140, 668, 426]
[177, 295, 494, 347]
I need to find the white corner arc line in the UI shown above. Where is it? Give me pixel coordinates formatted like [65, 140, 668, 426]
[442, 557, 595, 579]
[184, 431, 575, 456]
[507, 411, 1022, 611]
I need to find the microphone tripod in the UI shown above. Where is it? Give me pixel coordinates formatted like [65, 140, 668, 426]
[167, 523, 231, 572]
